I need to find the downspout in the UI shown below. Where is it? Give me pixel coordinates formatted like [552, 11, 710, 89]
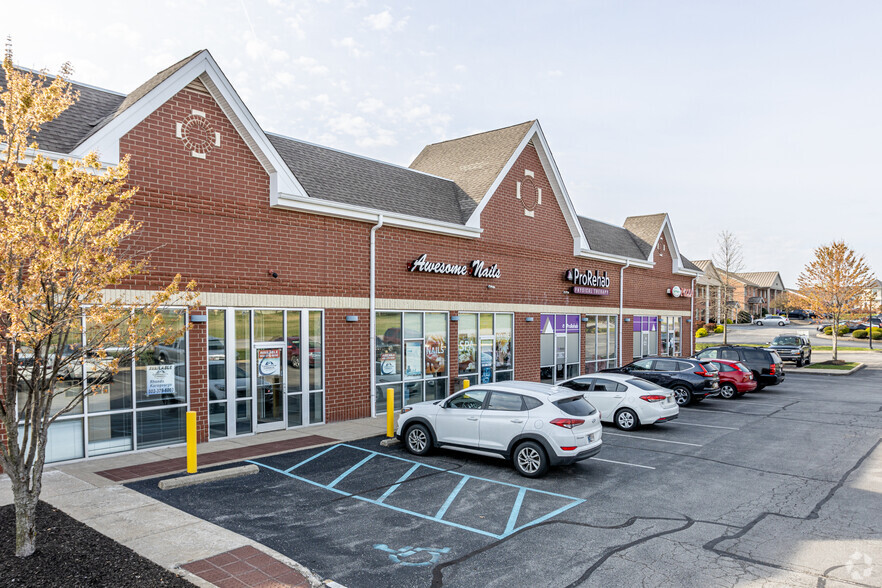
[690, 277, 696, 357]
[618, 260, 631, 367]
[369, 214, 384, 418]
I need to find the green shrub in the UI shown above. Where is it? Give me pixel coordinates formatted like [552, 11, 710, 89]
[714, 325, 724, 333]
[837, 325, 850, 336]
[853, 329, 868, 339]
[696, 328, 708, 338]
[823, 326, 833, 335]
[873, 329, 882, 340]
[726, 319, 733, 324]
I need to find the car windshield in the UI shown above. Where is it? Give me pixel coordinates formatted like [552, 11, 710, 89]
[627, 378, 664, 391]
[553, 396, 597, 416]
[773, 336, 801, 345]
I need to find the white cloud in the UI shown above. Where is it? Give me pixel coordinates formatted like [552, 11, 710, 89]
[243, 33, 289, 63]
[548, 69, 563, 77]
[357, 130, 397, 148]
[103, 22, 142, 48]
[333, 37, 368, 58]
[454, 64, 467, 72]
[328, 113, 372, 137]
[364, 9, 408, 32]
[285, 15, 306, 40]
[357, 97, 384, 113]
[291, 56, 329, 76]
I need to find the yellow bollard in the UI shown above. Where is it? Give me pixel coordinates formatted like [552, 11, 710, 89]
[386, 388, 395, 438]
[186, 410, 197, 474]
[463, 379, 470, 389]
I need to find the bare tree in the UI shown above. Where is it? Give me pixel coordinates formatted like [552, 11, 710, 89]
[712, 231, 745, 345]
[797, 241, 876, 361]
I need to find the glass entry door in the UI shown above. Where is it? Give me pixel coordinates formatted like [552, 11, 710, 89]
[479, 337, 494, 383]
[254, 344, 286, 432]
[555, 335, 567, 382]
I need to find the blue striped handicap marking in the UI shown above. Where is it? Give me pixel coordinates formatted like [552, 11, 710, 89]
[248, 443, 584, 539]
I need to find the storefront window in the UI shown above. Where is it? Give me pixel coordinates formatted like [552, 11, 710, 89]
[584, 315, 619, 373]
[376, 311, 448, 413]
[235, 310, 252, 435]
[254, 309, 283, 343]
[308, 310, 323, 423]
[633, 316, 658, 358]
[457, 313, 513, 389]
[207, 309, 227, 439]
[539, 314, 579, 384]
[660, 316, 681, 356]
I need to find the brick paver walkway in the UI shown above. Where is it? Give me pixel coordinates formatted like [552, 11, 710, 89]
[182, 545, 310, 587]
[95, 435, 336, 482]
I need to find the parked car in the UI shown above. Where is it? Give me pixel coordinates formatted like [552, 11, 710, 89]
[601, 357, 720, 406]
[767, 334, 812, 366]
[705, 359, 757, 398]
[397, 381, 603, 478]
[558, 373, 678, 430]
[754, 315, 789, 326]
[694, 346, 785, 389]
[787, 310, 809, 320]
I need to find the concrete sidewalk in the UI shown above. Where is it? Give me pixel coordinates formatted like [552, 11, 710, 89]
[1, 417, 389, 586]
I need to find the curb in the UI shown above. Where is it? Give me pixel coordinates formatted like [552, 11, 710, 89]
[790, 363, 866, 376]
[158, 464, 259, 490]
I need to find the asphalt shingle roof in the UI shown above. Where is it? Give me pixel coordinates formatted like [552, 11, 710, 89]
[268, 134, 473, 225]
[737, 271, 784, 289]
[409, 121, 535, 206]
[622, 213, 667, 258]
[578, 217, 649, 260]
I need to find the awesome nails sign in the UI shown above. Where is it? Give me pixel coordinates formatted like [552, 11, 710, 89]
[408, 254, 501, 279]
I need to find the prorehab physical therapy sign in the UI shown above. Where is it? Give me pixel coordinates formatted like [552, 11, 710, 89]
[565, 268, 610, 295]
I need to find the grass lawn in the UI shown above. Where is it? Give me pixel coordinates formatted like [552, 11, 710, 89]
[804, 362, 860, 370]
[810, 345, 874, 351]
[695, 342, 763, 350]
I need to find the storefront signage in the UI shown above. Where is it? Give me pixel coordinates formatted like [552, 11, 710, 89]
[408, 254, 500, 279]
[667, 286, 692, 298]
[257, 349, 282, 377]
[566, 269, 610, 295]
[146, 364, 175, 396]
[540, 314, 581, 334]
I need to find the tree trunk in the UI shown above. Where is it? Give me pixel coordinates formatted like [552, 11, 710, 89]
[11, 477, 39, 557]
[832, 325, 838, 362]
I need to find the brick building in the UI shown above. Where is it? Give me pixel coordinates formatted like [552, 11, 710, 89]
[4, 51, 702, 463]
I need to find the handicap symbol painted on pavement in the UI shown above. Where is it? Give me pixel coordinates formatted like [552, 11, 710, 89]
[374, 544, 451, 566]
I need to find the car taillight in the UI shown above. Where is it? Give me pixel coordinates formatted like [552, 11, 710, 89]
[560, 446, 577, 451]
[550, 418, 585, 429]
[770, 363, 776, 375]
[640, 395, 667, 402]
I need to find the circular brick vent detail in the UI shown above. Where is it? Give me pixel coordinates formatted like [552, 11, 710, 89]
[521, 177, 538, 211]
[181, 115, 215, 157]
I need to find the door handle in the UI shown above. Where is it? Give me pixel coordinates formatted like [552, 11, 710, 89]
[467, 416, 479, 421]
[510, 419, 525, 423]
[613, 395, 623, 399]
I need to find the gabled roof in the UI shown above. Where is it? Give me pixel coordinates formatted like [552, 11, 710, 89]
[578, 217, 652, 260]
[693, 260, 724, 286]
[0, 67, 125, 153]
[409, 121, 535, 207]
[737, 271, 785, 290]
[720, 271, 759, 287]
[622, 213, 666, 258]
[268, 134, 472, 225]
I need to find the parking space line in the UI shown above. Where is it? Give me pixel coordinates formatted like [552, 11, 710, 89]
[249, 443, 586, 539]
[284, 445, 340, 473]
[504, 487, 528, 535]
[377, 463, 421, 503]
[734, 401, 789, 407]
[435, 475, 470, 519]
[604, 432, 703, 447]
[672, 422, 739, 430]
[589, 457, 656, 470]
[327, 453, 376, 489]
[680, 407, 766, 415]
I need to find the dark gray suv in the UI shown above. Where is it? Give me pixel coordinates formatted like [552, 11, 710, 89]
[768, 334, 812, 367]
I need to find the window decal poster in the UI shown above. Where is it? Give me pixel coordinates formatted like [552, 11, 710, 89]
[257, 348, 282, 377]
[146, 364, 175, 396]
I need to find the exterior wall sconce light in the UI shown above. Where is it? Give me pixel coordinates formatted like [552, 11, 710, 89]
[524, 317, 534, 322]
[450, 316, 459, 322]
[345, 315, 359, 322]
[267, 270, 279, 279]
[685, 319, 692, 323]
[189, 314, 207, 324]
[581, 316, 590, 322]
[624, 318, 632, 322]
[487, 284, 496, 289]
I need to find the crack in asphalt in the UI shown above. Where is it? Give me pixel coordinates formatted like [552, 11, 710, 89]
[702, 438, 882, 588]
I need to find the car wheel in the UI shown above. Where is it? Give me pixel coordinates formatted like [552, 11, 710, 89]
[615, 408, 639, 431]
[157, 353, 168, 364]
[806, 354, 811, 365]
[513, 441, 549, 478]
[757, 321, 763, 326]
[795, 356, 803, 368]
[672, 386, 692, 406]
[778, 321, 784, 326]
[289, 356, 301, 369]
[720, 383, 737, 399]
[404, 423, 432, 456]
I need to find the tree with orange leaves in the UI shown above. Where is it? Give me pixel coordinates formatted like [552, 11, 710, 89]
[797, 241, 875, 361]
[0, 46, 197, 557]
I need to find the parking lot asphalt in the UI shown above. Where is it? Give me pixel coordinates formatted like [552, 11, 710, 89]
[129, 366, 882, 588]
[699, 320, 872, 348]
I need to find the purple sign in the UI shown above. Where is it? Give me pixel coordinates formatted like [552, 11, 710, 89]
[633, 316, 658, 332]
[554, 315, 566, 333]
[541, 313, 581, 333]
[572, 286, 610, 296]
[540, 314, 554, 334]
[566, 315, 580, 333]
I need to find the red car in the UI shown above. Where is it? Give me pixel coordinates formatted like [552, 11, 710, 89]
[708, 359, 757, 399]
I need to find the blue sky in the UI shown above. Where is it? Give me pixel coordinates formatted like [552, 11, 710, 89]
[6, 1, 881, 287]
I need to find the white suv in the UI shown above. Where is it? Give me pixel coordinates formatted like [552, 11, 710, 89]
[396, 381, 603, 478]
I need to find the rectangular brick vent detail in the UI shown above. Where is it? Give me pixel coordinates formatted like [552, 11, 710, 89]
[95, 435, 336, 482]
[182, 545, 310, 587]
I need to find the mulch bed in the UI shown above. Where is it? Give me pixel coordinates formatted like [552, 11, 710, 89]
[0, 501, 191, 587]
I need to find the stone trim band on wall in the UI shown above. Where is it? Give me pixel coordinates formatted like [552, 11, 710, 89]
[101, 289, 692, 317]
